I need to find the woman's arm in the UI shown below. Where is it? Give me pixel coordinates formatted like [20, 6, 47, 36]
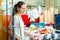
[9, 16, 20, 39]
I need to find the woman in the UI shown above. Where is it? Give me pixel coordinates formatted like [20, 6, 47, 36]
[9, 1, 30, 40]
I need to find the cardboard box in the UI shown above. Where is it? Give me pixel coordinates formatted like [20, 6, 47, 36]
[43, 10, 48, 24]
[39, 14, 44, 22]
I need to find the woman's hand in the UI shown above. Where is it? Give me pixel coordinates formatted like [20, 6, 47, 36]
[8, 29, 12, 36]
[24, 32, 32, 36]
[15, 35, 21, 40]
[24, 27, 29, 30]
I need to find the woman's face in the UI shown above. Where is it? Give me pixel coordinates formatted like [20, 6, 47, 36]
[18, 4, 27, 13]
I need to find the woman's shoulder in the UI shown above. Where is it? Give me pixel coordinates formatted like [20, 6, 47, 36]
[14, 14, 17, 17]
[12, 15, 19, 20]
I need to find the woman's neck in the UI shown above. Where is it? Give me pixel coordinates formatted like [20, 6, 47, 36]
[16, 12, 23, 16]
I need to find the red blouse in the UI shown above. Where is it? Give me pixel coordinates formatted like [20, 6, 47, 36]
[21, 14, 30, 26]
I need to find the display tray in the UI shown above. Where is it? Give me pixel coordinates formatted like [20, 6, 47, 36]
[55, 27, 60, 30]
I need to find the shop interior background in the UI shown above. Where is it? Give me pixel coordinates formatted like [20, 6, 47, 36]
[0, 0, 60, 40]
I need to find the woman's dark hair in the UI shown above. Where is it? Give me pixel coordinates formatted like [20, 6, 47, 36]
[12, 1, 25, 16]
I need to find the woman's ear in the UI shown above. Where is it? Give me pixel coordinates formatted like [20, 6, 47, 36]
[17, 7, 19, 11]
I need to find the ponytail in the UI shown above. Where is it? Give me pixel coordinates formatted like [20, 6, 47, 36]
[12, 4, 17, 16]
